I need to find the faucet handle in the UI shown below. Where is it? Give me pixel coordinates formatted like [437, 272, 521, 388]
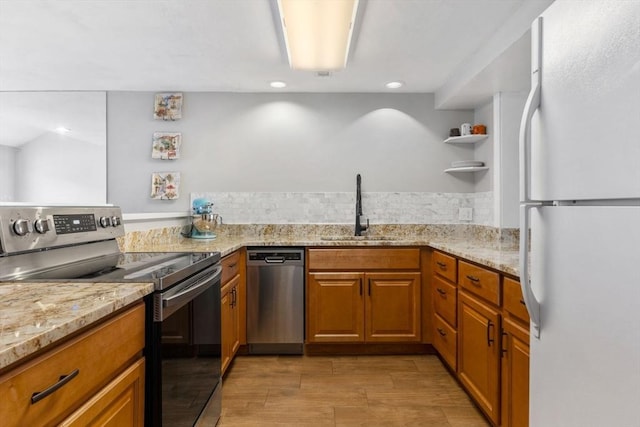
[359, 216, 369, 232]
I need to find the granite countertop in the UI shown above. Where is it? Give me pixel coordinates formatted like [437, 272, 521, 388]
[0, 281, 154, 371]
[128, 234, 521, 278]
[0, 231, 519, 372]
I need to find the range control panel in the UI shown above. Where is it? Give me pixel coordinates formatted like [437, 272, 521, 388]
[0, 206, 124, 256]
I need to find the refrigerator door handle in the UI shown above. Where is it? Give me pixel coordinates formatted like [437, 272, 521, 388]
[520, 203, 542, 338]
[519, 17, 542, 203]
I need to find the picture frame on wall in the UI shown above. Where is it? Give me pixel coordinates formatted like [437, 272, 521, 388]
[152, 132, 181, 159]
[154, 92, 183, 120]
[151, 172, 180, 200]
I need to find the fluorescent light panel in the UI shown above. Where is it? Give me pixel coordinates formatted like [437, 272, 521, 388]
[278, 0, 359, 71]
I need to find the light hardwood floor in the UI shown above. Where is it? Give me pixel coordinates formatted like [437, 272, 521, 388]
[216, 354, 489, 426]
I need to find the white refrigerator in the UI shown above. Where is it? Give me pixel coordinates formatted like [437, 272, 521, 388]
[519, 1, 640, 426]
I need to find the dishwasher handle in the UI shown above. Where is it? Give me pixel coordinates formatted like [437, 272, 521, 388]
[264, 256, 286, 263]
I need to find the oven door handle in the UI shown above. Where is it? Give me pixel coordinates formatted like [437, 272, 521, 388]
[158, 266, 222, 320]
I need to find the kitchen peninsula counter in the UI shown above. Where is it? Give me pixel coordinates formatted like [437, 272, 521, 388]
[0, 281, 154, 371]
[1, 228, 519, 371]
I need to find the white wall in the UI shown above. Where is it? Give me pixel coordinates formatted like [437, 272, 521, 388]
[15, 132, 106, 204]
[0, 144, 17, 202]
[473, 101, 494, 193]
[107, 92, 475, 214]
[493, 92, 527, 228]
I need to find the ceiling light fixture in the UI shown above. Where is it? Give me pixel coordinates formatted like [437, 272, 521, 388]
[277, 0, 359, 71]
[385, 81, 404, 89]
[270, 81, 287, 88]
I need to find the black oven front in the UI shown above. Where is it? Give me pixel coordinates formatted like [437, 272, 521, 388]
[145, 263, 222, 427]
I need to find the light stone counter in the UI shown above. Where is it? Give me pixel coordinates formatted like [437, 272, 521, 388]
[1, 224, 520, 371]
[0, 282, 154, 371]
[121, 224, 520, 277]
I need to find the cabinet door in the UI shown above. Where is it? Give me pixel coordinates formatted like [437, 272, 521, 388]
[229, 275, 241, 356]
[365, 272, 421, 342]
[307, 272, 364, 343]
[458, 291, 501, 425]
[59, 358, 145, 427]
[501, 318, 530, 427]
[221, 283, 233, 375]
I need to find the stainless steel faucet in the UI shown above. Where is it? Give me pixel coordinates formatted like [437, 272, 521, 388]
[355, 173, 369, 236]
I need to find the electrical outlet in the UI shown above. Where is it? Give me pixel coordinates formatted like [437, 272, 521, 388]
[458, 208, 473, 221]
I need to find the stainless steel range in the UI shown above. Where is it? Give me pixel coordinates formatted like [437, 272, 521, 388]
[0, 205, 222, 427]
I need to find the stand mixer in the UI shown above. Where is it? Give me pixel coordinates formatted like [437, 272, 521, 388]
[186, 198, 221, 239]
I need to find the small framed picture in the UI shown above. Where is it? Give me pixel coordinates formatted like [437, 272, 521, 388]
[151, 172, 180, 200]
[152, 132, 181, 159]
[154, 92, 183, 120]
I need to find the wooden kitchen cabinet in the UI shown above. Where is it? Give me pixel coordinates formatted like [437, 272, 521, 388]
[306, 248, 421, 344]
[0, 303, 145, 427]
[431, 250, 458, 371]
[501, 317, 530, 427]
[307, 272, 364, 342]
[501, 277, 530, 427]
[59, 358, 145, 427]
[458, 290, 501, 426]
[221, 272, 241, 375]
[221, 249, 245, 375]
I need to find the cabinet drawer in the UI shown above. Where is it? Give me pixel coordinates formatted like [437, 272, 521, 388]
[308, 248, 420, 270]
[503, 277, 530, 323]
[221, 250, 241, 284]
[458, 261, 500, 305]
[432, 251, 457, 283]
[433, 313, 457, 371]
[432, 275, 457, 327]
[0, 304, 145, 427]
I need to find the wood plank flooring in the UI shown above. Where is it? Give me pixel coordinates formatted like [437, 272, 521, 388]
[216, 354, 489, 426]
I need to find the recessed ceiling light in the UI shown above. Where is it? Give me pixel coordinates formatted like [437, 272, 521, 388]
[270, 81, 287, 88]
[385, 81, 404, 89]
[55, 126, 71, 133]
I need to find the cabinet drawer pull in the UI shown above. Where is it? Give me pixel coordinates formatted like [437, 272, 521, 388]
[227, 263, 237, 269]
[466, 275, 481, 285]
[436, 288, 446, 296]
[487, 321, 495, 346]
[501, 330, 508, 357]
[520, 299, 526, 305]
[436, 261, 447, 269]
[31, 368, 80, 404]
[437, 327, 447, 337]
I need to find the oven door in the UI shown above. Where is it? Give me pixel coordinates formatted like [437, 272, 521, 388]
[146, 264, 222, 427]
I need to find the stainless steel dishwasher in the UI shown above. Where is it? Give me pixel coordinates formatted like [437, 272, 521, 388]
[246, 248, 305, 354]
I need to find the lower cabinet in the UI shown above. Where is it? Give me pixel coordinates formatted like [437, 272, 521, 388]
[458, 291, 501, 425]
[220, 249, 246, 376]
[307, 271, 421, 343]
[60, 358, 145, 427]
[221, 274, 241, 375]
[0, 303, 145, 427]
[501, 318, 530, 427]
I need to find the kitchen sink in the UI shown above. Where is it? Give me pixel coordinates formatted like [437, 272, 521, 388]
[319, 235, 398, 241]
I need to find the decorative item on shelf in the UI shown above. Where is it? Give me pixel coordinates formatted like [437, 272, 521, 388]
[151, 172, 180, 200]
[183, 198, 221, 240]
[472, 124, 487, 134]
[449, 127, 461, 137]
[154, 92, 183, 120]
[152, 132, 181, 159]
[460, 123, 472, 136]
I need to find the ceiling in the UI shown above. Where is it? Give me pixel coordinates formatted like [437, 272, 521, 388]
[0, 0, 549, 99]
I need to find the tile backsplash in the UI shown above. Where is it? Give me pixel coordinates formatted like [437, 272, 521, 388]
[191, 191, 494, 226]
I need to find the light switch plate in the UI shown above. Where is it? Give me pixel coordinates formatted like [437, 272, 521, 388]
[458, 208, 473, 221]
